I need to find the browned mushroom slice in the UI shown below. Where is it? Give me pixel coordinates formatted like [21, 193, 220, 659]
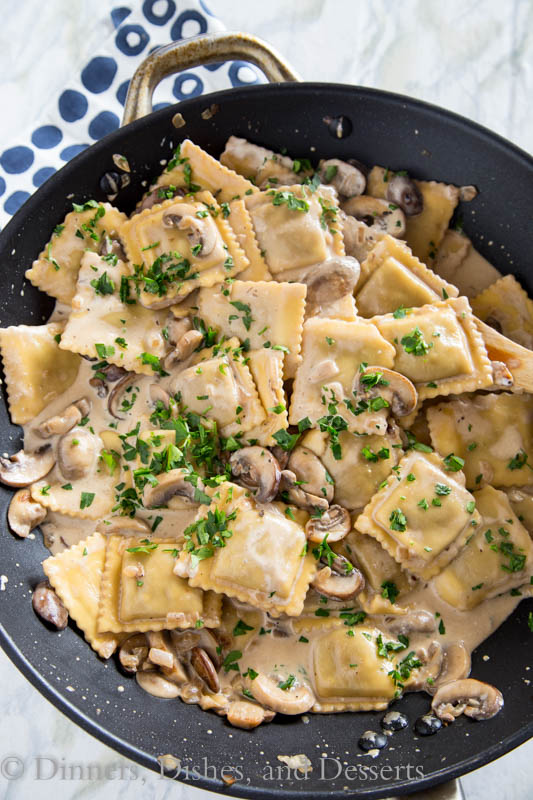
[287, 447, 333, 504]
[133, 186, 185, 215]
[431, 678, 503, 722]
[164, 329, 204, 369]
[99, 233, 126, 261]
[142, 469, 204, 508]
[229, 446, 281, 504]
[405, 642, 443, 691]
[305, 505, 351, 543]
[89, 363, 128, 397]
[57, 428, 98, 480]
[279, 469, 329, 513]
[8, 488, 46, 538]
[119, 633, 149, 672]
[36, 397, 91, 438]
[0, 445, 55, 488]
[430, 644, 471, 693]
[96, 517, 151, 535]
[162, 205, 218, 256]
[136, 671, 181, 698]
[32, 580, 68, 630]
[342, 195, 406, 237]
[190, 646, 220, 693]
[227, 700, 270, 729]
[475, 318, 533, 392]
[353, 366, 418, 418]
[386, 174, 424, 216]
[243, 672, 315, 715]
[107, 372, 137, 420]
[166, 316, 192, 345]
[384, 610, 437, 636]
[318, 159, 366, 197]
[341, 212, 385, 261]
[311, 558, 365, 600]
[303, 256, 361, 314]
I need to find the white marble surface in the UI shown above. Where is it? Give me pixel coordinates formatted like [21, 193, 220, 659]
[0, 1, 532, 798]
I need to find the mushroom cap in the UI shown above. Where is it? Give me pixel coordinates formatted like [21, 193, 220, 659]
[430, 644, 471, 694]
[227, 700, 268, 729]
[32, 580, 68, 630]
[353, 365, 418, 418]
[319, 158, 366, 197]
[149, 384, 171, 409]
[136, 670, 181, 698]
[311, 562, 365, 600]
[303, 256, 361, 310]
[229, 446, 281, 504]
[107, 372, 137, 420]
[386, 174, 424, 216]
[305, 505, 351, 543]
[244, 673, 315, 715]
[384, 610, 437, 636]
[287, 447, 334, 504]
[119, 633, 149, 672]
[0, 445, 55, 488]
[342, 195, 406, 237]
[142, 469, 203, 508]
[8, 488, 46, 538]
[431, 678, 503, 722]
[166, 315, 192, 346]
[36, 397, 90, 438]
[164, 328, 204, 369]
[279, 469, 329, 513]
[57, 427, 98, 481]
[405, 641, 443, 692]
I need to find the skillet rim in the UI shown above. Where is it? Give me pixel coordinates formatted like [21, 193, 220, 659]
[0, 80, 532, 799]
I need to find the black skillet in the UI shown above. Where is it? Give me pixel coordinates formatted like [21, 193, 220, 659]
[0, 32, 531, 800]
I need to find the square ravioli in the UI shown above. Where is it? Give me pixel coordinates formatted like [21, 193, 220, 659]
[243, 349, 288, 446]
[372, 296, 492, 401]
[154, 138, 257, 204]
[43, 531, 120, 658]
[427, 392, 533, 489]
[356, 235, 457, 317]
[175, 482, 316, 617]
[60, 252, 169, 375]
[120, 192, 249, 305]
[196, 279, 306, 379]
[170, 346, 265, 437]
[245, 185, 344, 280]
[471, 273, 533, 350]
[289, 317, 396, 435]
[434, 486, 533, 609]
[312, 626, 398, 711]
[0, 322, 80, 424]
[355, 451, 480, 579]
[25, 202, 127, 304]
[97, 535, 221, 633]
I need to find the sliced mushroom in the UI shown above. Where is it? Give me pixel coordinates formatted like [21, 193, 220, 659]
[243, 673, 315, 715]
[431, 678, 503, 722]
[0, 445, 55, 487]
[149, 384, 171, 409]
[107, 372, 137, 420]
[270, 445, 289, 470]
[229, 446, 281, 504]
[279, 469, 329, 513]
[305, 505, 351, 543]
[227, 700, 269, 729]
[353, 366, 418, 418]
[386, 174, 424, 216]
[341, 212, 385, 261]
[318, 158, 366, 197]
[136, 670, 181, 698]
[89, 363, 128, 398]
[162, 204, 218, 256]
[287, 447, 333, 504]
[342, 195, 406, 237]
[311, 560, 365, 600]
[119, 633, 149, 672]
[32, 581, 68, 630]
[384, 610, 437, 636]
[164, 329, 204, 369]
[57, 428, 98, 481]
[190, 646, 220, 693]
[142, 469, 203, 508]
[406, 642, 443, 692]
[430, 644, 471, 692]
[167, 316, 192, 346]
[8, 488, 46, 538]
[36, 397, 91, 438]
[99, 234, 126, 261]
[96, 517, 151, 535]
[134, 186, 185, 215]
[303, 256, 361, 313]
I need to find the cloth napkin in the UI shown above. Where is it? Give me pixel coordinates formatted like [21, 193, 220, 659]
[0, 0, 264, 230]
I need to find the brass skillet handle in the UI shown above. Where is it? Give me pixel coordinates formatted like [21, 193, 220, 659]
[122, 31, 301, 125]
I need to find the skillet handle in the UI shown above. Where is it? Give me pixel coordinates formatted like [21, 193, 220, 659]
[122, 31, 301, 125]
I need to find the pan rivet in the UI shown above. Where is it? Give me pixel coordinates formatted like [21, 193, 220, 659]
[323, 115, 352, 139]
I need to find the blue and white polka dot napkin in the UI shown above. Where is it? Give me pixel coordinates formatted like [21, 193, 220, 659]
[0, 0, 264, 230]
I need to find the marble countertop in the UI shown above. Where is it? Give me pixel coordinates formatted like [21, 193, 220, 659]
[0, 1, 531, 798]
